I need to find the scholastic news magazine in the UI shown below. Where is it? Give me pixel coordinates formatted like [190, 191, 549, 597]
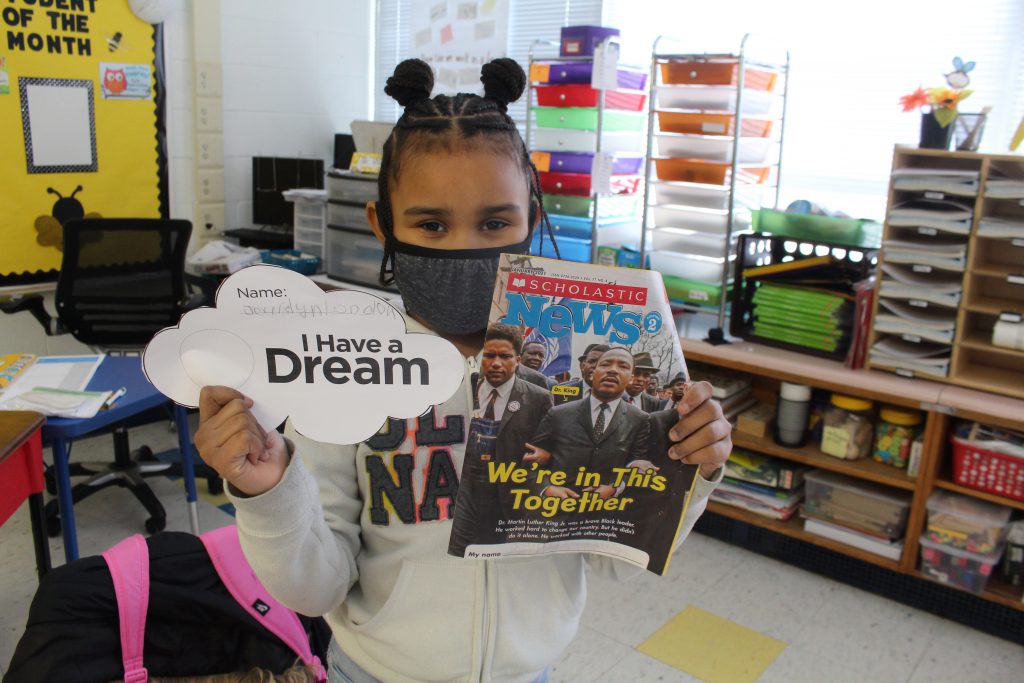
[448, 254, 699, 575]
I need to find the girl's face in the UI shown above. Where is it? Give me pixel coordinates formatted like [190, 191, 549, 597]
[367, 148, 535, 250]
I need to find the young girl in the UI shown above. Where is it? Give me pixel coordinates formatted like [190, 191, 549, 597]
[195, 57, 731, 683]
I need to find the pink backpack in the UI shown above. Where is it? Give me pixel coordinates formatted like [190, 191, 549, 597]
[101, 526, 327, 683]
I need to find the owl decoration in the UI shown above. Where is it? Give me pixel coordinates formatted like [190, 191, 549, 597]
[103, 67, 127, 95]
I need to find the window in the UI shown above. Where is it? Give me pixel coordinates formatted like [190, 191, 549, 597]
[604, 0, 1024, 219]
[374, 0, 602, 125]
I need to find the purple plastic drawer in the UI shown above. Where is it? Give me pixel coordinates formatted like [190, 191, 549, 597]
[532, 62, 649, 90]
[560, 25, 620, 57]
[542, 152, 643, 175]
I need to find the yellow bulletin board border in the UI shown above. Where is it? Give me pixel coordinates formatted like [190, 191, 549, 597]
[0, 22, 169, 288]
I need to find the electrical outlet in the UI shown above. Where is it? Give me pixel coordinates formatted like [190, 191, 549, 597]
[196, 133, 224, 169]
[196, 203, 225, 233]
[195, 98, 223, 132]
[195, 62, 222, 96]
[197, 170, 225, 202]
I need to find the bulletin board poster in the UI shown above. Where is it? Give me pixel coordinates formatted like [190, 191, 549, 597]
[0, 0, 163, 285]
[410, 0, 510, 94]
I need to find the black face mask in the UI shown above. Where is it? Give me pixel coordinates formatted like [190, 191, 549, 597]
[377, 201, 539, 335]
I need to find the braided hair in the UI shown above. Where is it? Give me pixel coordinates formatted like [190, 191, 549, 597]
[376, 57, 557, 286]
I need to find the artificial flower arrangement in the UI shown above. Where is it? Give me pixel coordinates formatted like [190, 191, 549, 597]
[900, 57, 974, 128]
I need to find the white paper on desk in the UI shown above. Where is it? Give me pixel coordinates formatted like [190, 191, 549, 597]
[142, 264, 464, 444]
[0, 355, 104, 400]
[0, 387, 112, 418]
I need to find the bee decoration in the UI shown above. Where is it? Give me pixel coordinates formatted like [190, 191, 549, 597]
[945, 56, 975, 90]
[34, 186, 102, 251]
[106, 31, 124, 52]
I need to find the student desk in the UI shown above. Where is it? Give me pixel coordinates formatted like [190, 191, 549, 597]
[0, 411, 50, 580]
[42, 355, 200, 563]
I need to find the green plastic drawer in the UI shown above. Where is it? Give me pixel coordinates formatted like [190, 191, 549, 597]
[533, 107, 646, 132]
[662, 274, 725, 307]
[752, 209, 882, 249]
[545, 194, 640, 219]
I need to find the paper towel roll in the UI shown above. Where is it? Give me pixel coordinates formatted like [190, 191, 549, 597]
[992, 320, 1024, 351]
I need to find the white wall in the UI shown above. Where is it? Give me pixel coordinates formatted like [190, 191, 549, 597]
[217, 0, 373, 230]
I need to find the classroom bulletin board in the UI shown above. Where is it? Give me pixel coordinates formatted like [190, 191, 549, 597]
[0, 0, 164, 285]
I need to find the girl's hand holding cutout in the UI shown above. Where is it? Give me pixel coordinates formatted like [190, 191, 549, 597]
[666, 381, 732, 480]
[195, 385, 289, 497]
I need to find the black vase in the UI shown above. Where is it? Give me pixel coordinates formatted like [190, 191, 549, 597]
[919, 112, 954, 150]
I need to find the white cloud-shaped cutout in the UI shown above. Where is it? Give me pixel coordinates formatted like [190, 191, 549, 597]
[144, 264, 465, 444]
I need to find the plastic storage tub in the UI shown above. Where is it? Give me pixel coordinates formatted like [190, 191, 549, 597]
[534, 107, 646, 132]
[326, 201, 370, 231]
[657, 111, 773, 137]
[532, 151, 643, 175]
[753, 209, 883, 250]
[326, 226, 388, 286]
[535, 85, 647, 111]
[543, 214, 638, 241]
[260, 249, 321, 275]
[326, 171, 377, 204]
[662, 274, 725, 307]
[532, 128, 645, 154]
[531, 231, 590, 262]
[652, 181, 766, 210]
[650, 228, 740, 259]
[560, 25, 619, 57]
[539, 172, 642, 197]
[655, 85, 774, 114]
[651, 204, 752, 234]
[648, 250, 728, 283]
[951, 435, 1024, 502]
[925, 490, 1011, 554]
[655, 134, 771, 163]
[659, 60, 778, 91]
[545, 194, 640, 219]
[802, 469, 912, 540]
[919, 535, 1003, 595]
[653, 158, 771, 185]
[530, 62, 648, 90]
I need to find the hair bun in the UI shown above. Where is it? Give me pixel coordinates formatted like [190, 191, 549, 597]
[481, 58, 526, 109]
[385, 59, 434, 107]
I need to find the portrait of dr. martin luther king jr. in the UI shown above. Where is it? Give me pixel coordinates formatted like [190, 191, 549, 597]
[528, 347, 652, 500]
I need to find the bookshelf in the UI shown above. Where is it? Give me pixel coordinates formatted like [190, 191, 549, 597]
[681, 336, 1024, 614]
[868, 146, 1024, 399]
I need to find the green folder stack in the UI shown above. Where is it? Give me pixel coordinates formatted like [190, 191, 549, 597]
[750, 282, 852, 353]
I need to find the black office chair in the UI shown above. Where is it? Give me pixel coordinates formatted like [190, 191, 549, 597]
[1, 218, 219, 534]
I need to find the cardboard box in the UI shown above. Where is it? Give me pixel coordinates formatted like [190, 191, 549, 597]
[736, 403, 775, 438]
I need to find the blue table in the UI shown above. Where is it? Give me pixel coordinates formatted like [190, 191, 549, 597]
[41, 355, 199, 562]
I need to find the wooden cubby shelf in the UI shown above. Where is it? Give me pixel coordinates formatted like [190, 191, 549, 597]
[682, 336, 1024, 613]
[731, 431, 917, 491]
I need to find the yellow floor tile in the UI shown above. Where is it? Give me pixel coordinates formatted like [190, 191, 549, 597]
[637, 605, 786, 683]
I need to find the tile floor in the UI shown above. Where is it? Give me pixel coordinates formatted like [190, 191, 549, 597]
[2, 421, 1023, 682]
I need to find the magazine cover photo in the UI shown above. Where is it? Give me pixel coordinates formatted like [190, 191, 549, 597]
[449, 254, 700, 575]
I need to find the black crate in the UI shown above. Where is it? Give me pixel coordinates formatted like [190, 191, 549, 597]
[728, 233, 878, 360]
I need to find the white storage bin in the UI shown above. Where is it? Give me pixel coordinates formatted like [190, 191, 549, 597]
[649, 228, 738, 259]
[648, 249, 729, 283]
[651, 204, 751, 234]
[651, 181, 765, 210]
[656, 86, 775, 114]
[326, 171, 378, 204]
[326, 226, 388, 287]
[328, 201, 371, 231]
[532, 127, 645, 154]
[654, 134, 771, 163]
